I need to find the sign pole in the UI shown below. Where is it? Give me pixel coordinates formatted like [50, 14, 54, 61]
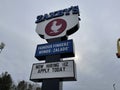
[41, 37, 67, 90]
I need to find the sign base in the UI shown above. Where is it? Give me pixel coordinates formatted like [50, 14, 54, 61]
[42, 79, 62, 90]
[42, 38, 65, 90]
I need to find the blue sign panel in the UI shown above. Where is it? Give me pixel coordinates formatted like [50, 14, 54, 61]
[35, 39, 74, 60]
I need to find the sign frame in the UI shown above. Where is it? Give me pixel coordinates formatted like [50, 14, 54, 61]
[30, 60, 76, 82]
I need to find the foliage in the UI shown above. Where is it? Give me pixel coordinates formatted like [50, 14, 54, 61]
[0, 72, 13, 90]
[17, 80, 27, 90]
[16, 80, 41, 90]
[0, 72, 41, 90]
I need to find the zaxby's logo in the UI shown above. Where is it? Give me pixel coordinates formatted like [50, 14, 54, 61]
[45, 19, 67, 36]
[35, 6, 80, 39]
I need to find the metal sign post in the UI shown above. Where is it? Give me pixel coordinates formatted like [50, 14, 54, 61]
[42, 37, 66, 90]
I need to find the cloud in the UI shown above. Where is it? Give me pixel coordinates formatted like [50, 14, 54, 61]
[1, 0, 120, 90]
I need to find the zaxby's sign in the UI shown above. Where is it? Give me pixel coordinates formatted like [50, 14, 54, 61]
[35, 40, 74, 60]
[36, 6, 80, 39]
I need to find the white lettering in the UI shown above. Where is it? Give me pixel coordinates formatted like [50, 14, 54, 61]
[39, 49, 51, 54]
[53, 42, 69, 48]
[38, 44, 52, 50]
[53, 47, 68, 53]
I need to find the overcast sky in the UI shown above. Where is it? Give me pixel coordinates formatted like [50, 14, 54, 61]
[0, 0, 120, 90]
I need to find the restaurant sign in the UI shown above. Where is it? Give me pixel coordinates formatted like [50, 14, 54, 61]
[35, 6, 80, 39]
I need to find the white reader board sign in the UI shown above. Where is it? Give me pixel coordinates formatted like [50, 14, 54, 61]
[30, 60, 76, 82]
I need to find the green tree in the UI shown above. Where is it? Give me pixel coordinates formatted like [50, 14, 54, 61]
[0, 72, 41, 90]
[36, 87, 41, 90]
[17, 80, 27, 90]
[0, 72, 13, 90]
[27, 83, 33, 90]
[10, 84, 17, 90]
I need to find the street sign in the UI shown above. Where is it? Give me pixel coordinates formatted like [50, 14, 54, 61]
[30, 60, 76, 82]
[116, 38, 120, 58]
[35, 39, 74, 60]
